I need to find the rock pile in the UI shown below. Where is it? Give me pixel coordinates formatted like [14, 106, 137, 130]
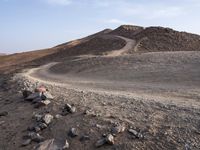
[20, 84, 145, 149]
[22, 113, 54, 146]
[22, 86, 53, 108]
[61, 103, 76, 116]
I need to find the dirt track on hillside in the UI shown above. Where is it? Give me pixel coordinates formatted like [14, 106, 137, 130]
[24, 50, 200, 109]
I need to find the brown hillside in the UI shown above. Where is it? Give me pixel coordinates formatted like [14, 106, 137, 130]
[110, 25, 144, 38]
[1, 25, 200, 74]
[110, 25, 200, 52]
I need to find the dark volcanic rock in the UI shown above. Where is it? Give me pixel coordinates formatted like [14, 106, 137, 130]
[68, 128, 78, 137]
[22, 90, 32, 99]
[26, 92, 41, 101]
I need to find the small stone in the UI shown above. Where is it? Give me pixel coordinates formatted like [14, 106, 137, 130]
[68, 128, 78, 137]
[137, 132, 144, 139]
[21, 139, 31, 146]
[0, 111, 8, 117]
[64, 103, 72, 112]
[96, 124, 102, 129]
[70, 106, 76, 113]
[22, 90, 32, 99]
[111, 124, 126, 134]
[41, 100, 51, 105]
[128, 129, 138, 136]
[105, 134, 114, 145]
[34, 126, 41, 132]
[37, 100, 51, 107]
[62, 140, 69, 149]
[27, 132, 44, 142]
[38, 122, 48, 130]
[84, 110, 91, 115]
[55, 114, 62, 119]
[42, 114, 53, 125]
[62, 104, 76, 115]
[26, 92, 41, 101]
[128, 129, 144, 139]
[41, 94, 47, 100]
[33, 114, 43, 122]
[43, 92, 54, 100]
[95, 138, 106, 147]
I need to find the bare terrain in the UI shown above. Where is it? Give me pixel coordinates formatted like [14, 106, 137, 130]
[0, 25, 200, 150]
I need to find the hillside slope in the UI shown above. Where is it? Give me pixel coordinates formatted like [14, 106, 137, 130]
[1, 25, 200, 74]
[110, 25, 200, 52]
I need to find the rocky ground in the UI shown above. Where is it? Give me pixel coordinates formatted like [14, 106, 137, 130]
[1, 25, 200, 150]
[1, 52, 200, 150]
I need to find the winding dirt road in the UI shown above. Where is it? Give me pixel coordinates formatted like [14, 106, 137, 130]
[21, 36, 200, 109]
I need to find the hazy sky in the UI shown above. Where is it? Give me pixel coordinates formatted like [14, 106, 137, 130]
[1, 0, 200, 53]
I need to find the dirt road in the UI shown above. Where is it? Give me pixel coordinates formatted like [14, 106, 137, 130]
[22, 49, 200, 109]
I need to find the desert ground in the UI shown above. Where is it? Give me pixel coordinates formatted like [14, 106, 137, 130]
[0, 25, 200, 150]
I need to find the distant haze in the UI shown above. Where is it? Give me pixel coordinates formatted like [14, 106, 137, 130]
[0, 0, 200, 54]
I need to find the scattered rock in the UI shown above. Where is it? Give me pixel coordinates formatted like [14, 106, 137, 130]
[68, 128, 78, 137]
[105, 134, 114, 145]
[70, 106, 76, 113]
[128, 129, 138, 137]
[0, 111, 8, 117]
[128, 129, 144, 139]
[38, 122, 48, 130]
[26, 92, 41, 101]
[27, 132, 44, 143]
[39, 100, 51, 106]
[40, 94, 47, 100]
[34, 126, 41, 133]
[111, 123, 126, 134]
[22, 90, 32, 99]
[95, 134, 115, 147]
[33, 114, 43, 122]
[84, 109, 92, 115]
[42, 114, 53, 125]
[64, 104, 72, 111]
[55, 114, 62, 119]
[43, 92, 54, 100]
[62, 140, 69, 149]
[96, 124, 103, 129]
[62, 103, 76, 115]
[35, 139, 59, 150]
[21, 139, 32, 146]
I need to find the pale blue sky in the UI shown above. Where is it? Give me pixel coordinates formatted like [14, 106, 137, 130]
[0, 0, 200, 53]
